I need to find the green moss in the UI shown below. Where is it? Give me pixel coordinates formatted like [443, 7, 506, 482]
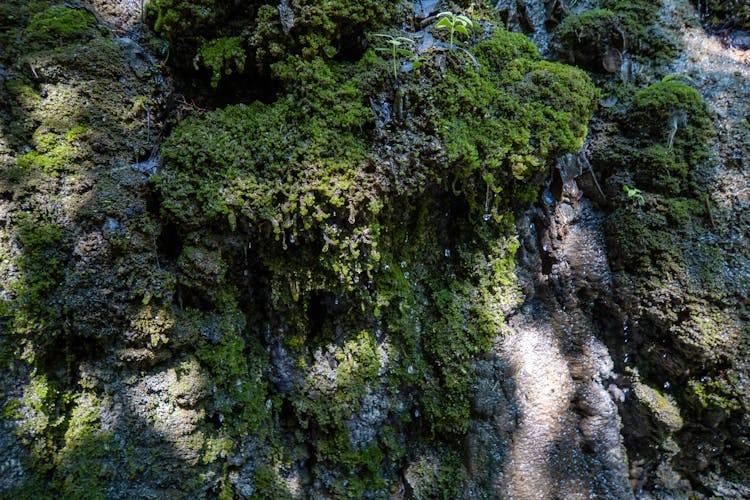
[194, 36, 246, 87]
[633, 380, 684, 432]
[154, 58, 381, 293]
[146, 0, 219, 39]
[404, 450, 468, 499]
[252, 464, 294, 498]
[153, 18, 599, 494]
[190, 305, 270, 436]
[403, 39, 597, 212]
[147, 0, 400, 82]
[689, 375, 742, 413]
[554, 9, 622, 72]
[335, 330, 381, 393]
[25, 6, 95, 47]
[473, 27, 540, 71]
[601, 0, 679, 62]
[627, 80, 715, 187]
[17, 125, 89, 175]
[630, 81, 710, 137]
[555, 1, 679, 71]
[52, 393, 114, 499]
[10, 214, 64, 339]
[700, 0, 750, 30]
[177, 245, 228, 302]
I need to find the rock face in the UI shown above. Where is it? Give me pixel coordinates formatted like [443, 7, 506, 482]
[0, 0, 748, 498]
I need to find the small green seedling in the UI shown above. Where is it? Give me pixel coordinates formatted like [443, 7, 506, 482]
[434, 11, 475, 50]
[374, 34, 417, 80]
[623, 184, 644, 205]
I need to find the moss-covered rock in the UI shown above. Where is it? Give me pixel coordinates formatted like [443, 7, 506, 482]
[151, 18, 599, 494]
[145, 0, 401, 86]
[25, 6, 97, 48]
[553, 1, 680, 73]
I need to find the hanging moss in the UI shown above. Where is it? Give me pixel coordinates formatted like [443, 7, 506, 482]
[151, 20, 598, 497]
[145, 0, 401, 86]
[194, 36, 246, 87]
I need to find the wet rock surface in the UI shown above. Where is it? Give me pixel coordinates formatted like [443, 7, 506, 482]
[0, 0, 748, 497]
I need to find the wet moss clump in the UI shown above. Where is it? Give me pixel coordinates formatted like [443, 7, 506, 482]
[627, 80, 714, 196]
[553, 1, 679, 74]
[145, 0, 402, 86]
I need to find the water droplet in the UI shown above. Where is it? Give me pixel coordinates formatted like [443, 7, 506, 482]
[384, 264, 390, 271]
[407, 365, 414, 375]
[414, 409, 420, 418]
[482, 213, 491, 222]
[289, 234, 295, 244]
[353, 275, 359, 284]
[404, 271, 410, 279]
[663, 381, 671, 390]
[444, 248, 451, 257]
[400, 261, 407, 268]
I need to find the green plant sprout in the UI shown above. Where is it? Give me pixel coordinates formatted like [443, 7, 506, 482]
[623, 184, 645, 205]
[434, 11, 475, 50]
[374, 34, 417, 80]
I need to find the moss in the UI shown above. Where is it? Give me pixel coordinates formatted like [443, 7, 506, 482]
[154, 58, 382, 293]
[404, 450, 468, 499]
[627, 80, 715, 192]
[252, 464, 294, 498]
[194, 36, 247, 87]
[25, 6, 96, 48]
[688, 375, 742, 413]
[17, 125, 89, 175]
[554, 9, 623, 72]
[633, 381, 684, 432]
[473, 28, 540, 71]
[554, 1, 679, 71]
[601, 0, 680, 62]
[52, 393, 115, 499]
[189, 304, 270, 436]
[296, 332, 380, 428]
[9, 214, 64, 340]
[629, 81, 711, 139]
[402, 39, 597, 212]
[177, 245, 228, 302]
[146, 0, 220, 39]
[698, 0, 750, 30]
[146, 0, 401, 83]
[153, 18, 598, 494]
